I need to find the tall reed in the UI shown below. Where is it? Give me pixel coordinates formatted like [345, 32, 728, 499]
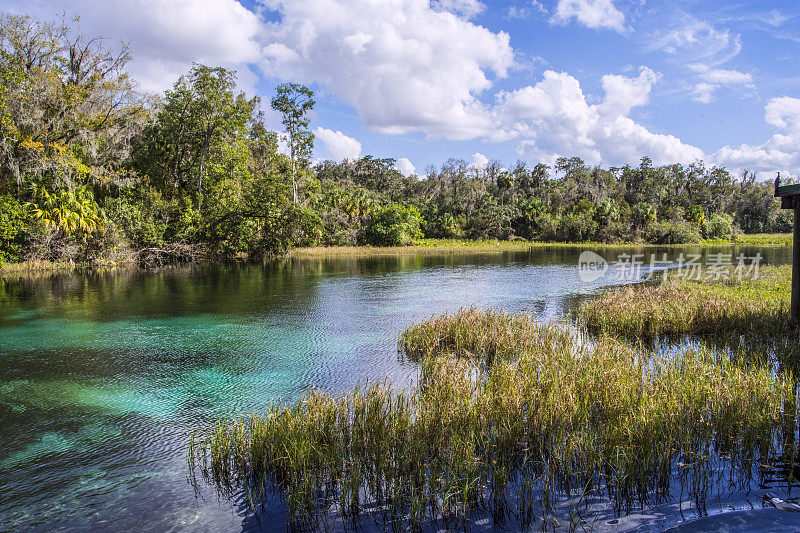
[576, 265, 792, 341]
[190, 307, 796, 530]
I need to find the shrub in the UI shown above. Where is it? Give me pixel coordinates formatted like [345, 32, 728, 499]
[540, 212, 598, 242]
[363, 203, 423, 246]
[705, 213, 734, 239]
[645, 219, 701, 244]
[0, 195, 28, 262]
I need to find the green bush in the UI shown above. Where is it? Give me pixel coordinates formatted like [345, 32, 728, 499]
[0, 195, 29, 262]
[539, 212, 598, 242]
[705, 213, 734, 239]
[645, 219, 701, 244]
[363, 203, 423, 246]
[103, 187, 171, 249]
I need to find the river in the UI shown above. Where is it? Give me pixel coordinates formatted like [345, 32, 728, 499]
[0, 245, 794, 532]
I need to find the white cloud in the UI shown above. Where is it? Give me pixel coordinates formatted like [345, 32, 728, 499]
[2, 0, 262, 93]
[260, 0, 514, 140]
[314, 127, 362, 162]
[506, 1, 548, 20]
[650, 15, 741, 65]
[688, 64, 753, 103]
[724, 9, 794, 28]
[649, 14, 750, 104]
[598, 67, 660, 117]
[755, 10, 793, 27]
[551, 0, 626, 33]
[700, 68, 752, 85]
[431, 0, 486, 19]
[692, 83, 716, 105]
[494, 67, 703, 166]
[713, 97, 800, 173]
[470, 152, 489, 169]
[395, 157, 416, 177]
[14, 0, 795, 174]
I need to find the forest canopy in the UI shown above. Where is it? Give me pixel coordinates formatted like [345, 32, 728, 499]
[0, 15, 790, 266]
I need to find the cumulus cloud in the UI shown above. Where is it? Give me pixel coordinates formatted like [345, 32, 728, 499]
[551, 0, 626, 33]
[260, 0, 514, 140]
[2, 0, 262, 93]
[395, 157, 416, 177]
[314, 127, 362, 162]
[470, 152, 489, 169]
[493, 67, 703, 166]
[431, 0, 486, 19]
[713, 97, 800, 173]
[14, 0, 797, 174]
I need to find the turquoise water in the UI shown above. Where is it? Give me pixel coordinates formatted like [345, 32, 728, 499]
[0, 246, 793, 532]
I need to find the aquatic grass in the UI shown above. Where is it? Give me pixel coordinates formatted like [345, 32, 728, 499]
[576, 265, 793, 342]
[190, 308, 796, 530]
[290, 235, 793, 259]
[731, 233, 793, 245]
[289, 239, 537, 258]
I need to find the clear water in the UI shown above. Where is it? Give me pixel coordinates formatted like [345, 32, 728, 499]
[0, 245, 793, 532]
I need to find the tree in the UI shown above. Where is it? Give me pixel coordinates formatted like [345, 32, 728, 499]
[134, 64, 256, 209]
[270, 83, 315, 203]
[0, 14, 144, 193]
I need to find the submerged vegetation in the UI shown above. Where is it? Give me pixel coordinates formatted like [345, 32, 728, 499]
[0, 14, 794, 270]
[190, 303, 799, 530]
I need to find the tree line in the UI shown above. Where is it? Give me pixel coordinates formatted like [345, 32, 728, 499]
[0, 15, 790, 266]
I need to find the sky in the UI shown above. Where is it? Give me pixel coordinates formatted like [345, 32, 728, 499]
[4, 0, 800, 179]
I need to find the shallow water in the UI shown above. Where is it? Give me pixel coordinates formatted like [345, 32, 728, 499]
[0, 245, 793, 532]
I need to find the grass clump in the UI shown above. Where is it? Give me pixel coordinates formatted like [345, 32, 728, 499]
[731, 233, 793, 245]
[190, 308, 796, 530]
[576, 265, 792, 341]
[290, 239, 536, 258]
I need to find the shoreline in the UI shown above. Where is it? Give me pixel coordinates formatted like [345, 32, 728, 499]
[290, 234, 792, 257]
[1, 234, 792, 276]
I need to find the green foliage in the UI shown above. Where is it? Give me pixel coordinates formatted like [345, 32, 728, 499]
[645, 219, 701, 244]
[0, 194, 26, 261]
[27, 185, 103, 236]
[0, 14, 791, 266]
[706, 212, 734, 238]
[363, 203, 423, 246]
[271, 82, 315, 203]
[0, 14, 144, 191]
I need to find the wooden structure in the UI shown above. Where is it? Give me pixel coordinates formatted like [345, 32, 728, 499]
[775, 173, 800, 326]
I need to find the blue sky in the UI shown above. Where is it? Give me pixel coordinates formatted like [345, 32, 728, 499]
[5, 0, 800, 177]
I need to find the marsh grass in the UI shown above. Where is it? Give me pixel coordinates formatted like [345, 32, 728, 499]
[0, 258, 135, 280]
[731, 233, 793, 245]
[0, 259, 78, 276]
[290, 235, 792, 259]
[289, 239, 536, 258]
[190, 308, 796, 530]
[575, 266, 796, 355]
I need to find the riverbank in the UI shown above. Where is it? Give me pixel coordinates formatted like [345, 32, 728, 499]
[2, 234, 792, 276]
[291, 234, 792, 258]
[0, 259, 132, 279]
[190, 265, 797, 530]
